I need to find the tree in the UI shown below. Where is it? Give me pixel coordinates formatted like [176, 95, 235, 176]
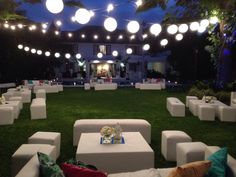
[138, 0, 236, 86]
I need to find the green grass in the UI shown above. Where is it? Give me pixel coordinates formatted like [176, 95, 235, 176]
[0, 88, 236, 177]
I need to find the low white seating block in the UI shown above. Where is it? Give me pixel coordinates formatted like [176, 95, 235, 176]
[139, 83, 162, 90]
[176, 142, 207, 166]
[57, 84, 63, 92]
[231, 92, 236, 108]
[161, 130, 192, 161]
[0, 107, 14, 125]
[84, 83, 90, 90]
[218, 106, 236, 122]
[2, 92, 13, 101]
[1, 101, 20, 119]
[30, 98, 46, 119]
[186, 96, 198, 107]
[9, 96, 23, 109]
[34, 85, 59, 93]
[28, 131, 61, 158]
[35, 89, 46, 99]
[198, 104, 215, 121]
[135, 83, 141, 89]
[166, 97, 185, 117]
[73, 119, 151, 146]
[11, 144, 56, 177]
[94, 83, 117, 90]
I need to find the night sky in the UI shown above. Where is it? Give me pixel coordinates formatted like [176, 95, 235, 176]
[19, 0, 176, 31]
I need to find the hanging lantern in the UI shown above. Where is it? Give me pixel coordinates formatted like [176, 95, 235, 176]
[45, 0, 64, 14]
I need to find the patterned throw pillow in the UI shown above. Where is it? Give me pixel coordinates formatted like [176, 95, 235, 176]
[37, 152, 65, 177]
[61, 163, 107, 177]
[167, 160, 212, 177]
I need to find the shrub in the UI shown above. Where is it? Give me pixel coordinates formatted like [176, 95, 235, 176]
[215, 91, 230, 104]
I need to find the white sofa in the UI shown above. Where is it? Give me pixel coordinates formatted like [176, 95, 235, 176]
[15, 146, 236, 177]
[33, 85, 59, 93]
[231, 92, 236, 108]
[73, 119, 151, 145]
[139, 83, 162, 90]
[94, 83, 118, 90]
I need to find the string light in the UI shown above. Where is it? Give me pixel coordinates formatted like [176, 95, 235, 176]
[68, 33, 73, 38]
[42, 29, 47, 34]
[160, 39, 168, 46]
[198, 26, 206, 33]
[130, 35, 135, 40]
[65, 53, 71, 59]
[190, 22, 200, 31]
[142, 34, 148, 39]
[42, 23, 48, 29]
[107, 4, 114, 12]
[175, 34, 183, 41]
[55, 31, 60, 35]
[24, 46, 30, 52]
[126, 48, 133, 54]
[209, 16, 219, 24]
[89, 10, 95, 17]
[106, 35, 111, 40]
[118, 35, 123, 39]
[45, 51, 51, 57]
[143, 44, 150, 51]
[10, 25, 16, 30]
[4, 23, 9, 28]
[17, 24, 23, 29]
[76, 53, 82, 59]
[200, 19, 210, 28]
[81, 34, 86, 38]
[178, 24, 188, 33]
[31, 48, 36, 54]
[167, 24, 178, 35]
[56, 20, 62, 27]
[97, 52, 103, 58]
[37, 50, 42, 55]
[135, 0, 143, 7]
[18, 44, 23, 49]
[112, 50, 118, 57]
[71, 16, 76, 22]
[94, 35, 98, 39]
[55, 52, 60, 58]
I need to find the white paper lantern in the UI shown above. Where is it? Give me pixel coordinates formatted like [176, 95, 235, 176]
[75, 8, 91, 24]
[178, 24, 188, 33]
[104, 17, 117, 32]
[97, 52, 103, 58]
[167, 24, 178, 35]
[126, 48, 133, 54]
[160, 39, 168, 46]
[143, 44, 150, 51]
[76, 53, 82, 59]
[190, 22, 200, 31]
[112, 51, 118, 57]
[127, 21, 140, 34]
[175, 34, 183, 41]
[107, 60, 114, 64]
[46, 0, 64, 14]
[150, 24, 162, 36]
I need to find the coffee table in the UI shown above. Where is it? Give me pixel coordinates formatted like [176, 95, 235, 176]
[76, 132, 154, 173]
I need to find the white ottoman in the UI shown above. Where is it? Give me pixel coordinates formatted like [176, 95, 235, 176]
[0, 107, 14, 125]
[198, 104, 215, 121]
[186, 96, 198, 107]
[9, 96, 23, 109]
[28, 131, 61, 158]
[176, 142, 207, 166]
[84, 83, 90, 90]
[135, 83, 141, 89]
[11, 144, 56, 177]
[161, 130, 192, 161]
[57, 84, 63, 92]
[35, 89, 46, 99]
[218, 106, 236, 122]
[30, 98, 46, 119]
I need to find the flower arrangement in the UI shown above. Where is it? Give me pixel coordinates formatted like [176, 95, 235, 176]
[100, 126, 114, 137]
[0, 96, 6, 104]
[205, 96, 213, 103]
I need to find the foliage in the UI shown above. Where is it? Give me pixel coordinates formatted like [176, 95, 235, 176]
[215, 91, 230, 103]
[147, 70, 164, 78]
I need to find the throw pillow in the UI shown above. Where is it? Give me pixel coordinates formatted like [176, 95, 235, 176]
[61, 163, 107, 177]
[206, 147, 228, 177]
[37, 152, 65, 177]
[167, 160, 212, 177]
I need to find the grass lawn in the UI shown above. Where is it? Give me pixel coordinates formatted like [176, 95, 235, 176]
[0, 88, 236, 177]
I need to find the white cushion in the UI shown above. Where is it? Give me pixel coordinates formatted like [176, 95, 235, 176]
[108, 168, 160, 177]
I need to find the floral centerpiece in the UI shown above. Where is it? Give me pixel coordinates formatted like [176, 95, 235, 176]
[204, 96, 213, 103]
[0, 96, 6, 104]
[100, 126, 114, 144]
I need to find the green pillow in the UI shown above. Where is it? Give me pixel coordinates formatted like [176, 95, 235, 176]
[206, 147, 228, 177]
[37, 152, 65, 177]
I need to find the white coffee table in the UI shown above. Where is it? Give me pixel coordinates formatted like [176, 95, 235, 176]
[76, 132, 154, 173]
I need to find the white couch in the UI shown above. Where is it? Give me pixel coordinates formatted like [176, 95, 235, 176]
[73, 119, 151, 145]
[33, 85, 59, 93]
[166, 97, 185, 117]
[15, 146, 236, 177]
[139, 83, 162, 90]
[231, 92, 236, 108]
